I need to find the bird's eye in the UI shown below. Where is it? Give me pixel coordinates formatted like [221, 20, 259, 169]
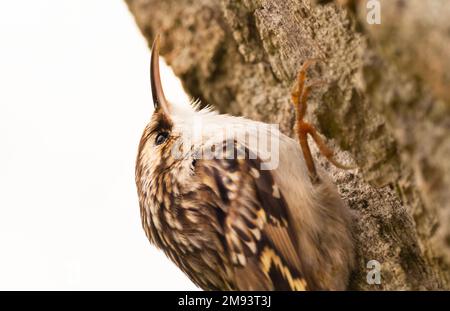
[155, 132, 169, 146]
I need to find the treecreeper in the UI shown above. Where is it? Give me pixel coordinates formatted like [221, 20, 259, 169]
[135, 35, 356, 290]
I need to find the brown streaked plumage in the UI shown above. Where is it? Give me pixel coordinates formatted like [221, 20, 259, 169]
[135, 35, 355, 290]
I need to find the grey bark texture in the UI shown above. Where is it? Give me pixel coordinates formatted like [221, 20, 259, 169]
[125, 0, 450, 290]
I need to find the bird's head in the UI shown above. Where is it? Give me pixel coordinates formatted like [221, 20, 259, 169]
[135, 35, 281, 200]
[135, 35, 216, 194]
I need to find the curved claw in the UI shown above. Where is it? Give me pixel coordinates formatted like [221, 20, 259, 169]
[291, 59, 357, 181]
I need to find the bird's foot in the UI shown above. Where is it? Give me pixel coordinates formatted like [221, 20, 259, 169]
[291, 59, 355, 182]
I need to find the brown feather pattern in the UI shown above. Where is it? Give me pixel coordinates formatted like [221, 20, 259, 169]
[136, 131, 311, 290]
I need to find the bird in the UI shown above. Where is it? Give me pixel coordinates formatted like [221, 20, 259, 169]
[135, 35, 355, 290]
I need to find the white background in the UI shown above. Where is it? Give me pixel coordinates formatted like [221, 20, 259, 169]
[0, 0, 197, 290]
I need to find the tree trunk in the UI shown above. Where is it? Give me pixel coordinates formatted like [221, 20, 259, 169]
[125, 0, 450, 290]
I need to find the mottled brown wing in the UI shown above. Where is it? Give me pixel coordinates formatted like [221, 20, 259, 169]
[198, 145, 309, 291]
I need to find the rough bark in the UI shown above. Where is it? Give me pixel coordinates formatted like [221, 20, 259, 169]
[125, 0, 450, 290]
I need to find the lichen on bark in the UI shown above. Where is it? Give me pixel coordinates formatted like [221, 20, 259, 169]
[125, 0, 450, 289]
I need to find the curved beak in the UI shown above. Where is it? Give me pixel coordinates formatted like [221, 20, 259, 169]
[151, 34, 170, 114]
